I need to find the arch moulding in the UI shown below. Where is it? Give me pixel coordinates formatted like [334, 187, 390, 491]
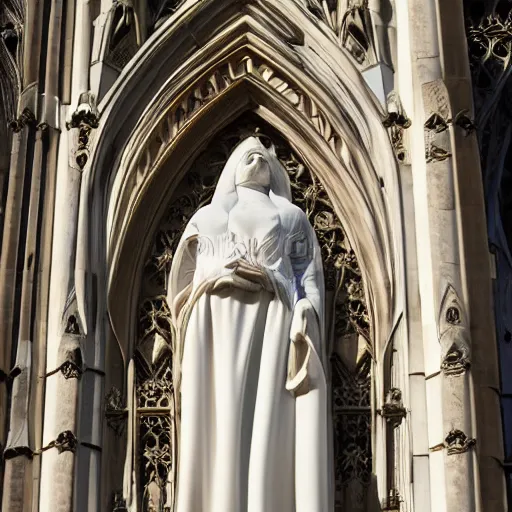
[76, 0, 403, 371]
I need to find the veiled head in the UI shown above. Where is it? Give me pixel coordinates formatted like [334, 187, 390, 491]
[212, 136, 292, 210]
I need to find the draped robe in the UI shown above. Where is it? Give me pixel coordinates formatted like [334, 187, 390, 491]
[168, 138, 330, 512]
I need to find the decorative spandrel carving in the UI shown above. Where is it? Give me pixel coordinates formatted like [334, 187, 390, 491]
[131, 114, 371, 510]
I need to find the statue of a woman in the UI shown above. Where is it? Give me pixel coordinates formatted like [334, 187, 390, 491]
[168, 137, 329, 512]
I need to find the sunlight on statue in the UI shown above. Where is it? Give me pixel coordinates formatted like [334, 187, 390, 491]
[168, 136, 330, 512]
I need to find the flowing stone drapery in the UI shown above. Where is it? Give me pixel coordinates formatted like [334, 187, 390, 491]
[164, 137, 330, 512]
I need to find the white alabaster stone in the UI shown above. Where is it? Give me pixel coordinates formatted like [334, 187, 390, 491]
[165, 137, 329, 512]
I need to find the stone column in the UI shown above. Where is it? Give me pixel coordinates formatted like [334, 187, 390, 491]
[437, 1, 506, 510]
[405, 0, 482, 510]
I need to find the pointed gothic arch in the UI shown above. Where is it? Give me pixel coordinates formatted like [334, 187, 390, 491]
[75, 1, 406, 508]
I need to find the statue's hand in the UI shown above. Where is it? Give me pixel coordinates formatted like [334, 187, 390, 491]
[225, 258, 273, 291]
[290, 298, 315, 342]
[288, 299, 316, 397]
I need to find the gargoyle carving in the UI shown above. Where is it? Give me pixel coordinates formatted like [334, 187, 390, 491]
[67, 92, 99, 171]
[444, 429, 476, 455]
[378, 387, 407, 428]
[383, 91, 411, 163]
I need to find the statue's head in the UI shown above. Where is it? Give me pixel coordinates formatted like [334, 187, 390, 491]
[212, 135, 292, 210]
[234, 141, 271, 193]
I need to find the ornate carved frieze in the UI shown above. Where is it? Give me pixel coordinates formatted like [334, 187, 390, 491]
[444, 429, 476, 455]
[378, 388, 407, 428]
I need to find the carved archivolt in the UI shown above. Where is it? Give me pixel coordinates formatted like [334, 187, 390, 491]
[127, 51, 355, 220]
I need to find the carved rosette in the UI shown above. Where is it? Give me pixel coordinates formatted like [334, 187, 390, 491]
[130, 114, 371, 510]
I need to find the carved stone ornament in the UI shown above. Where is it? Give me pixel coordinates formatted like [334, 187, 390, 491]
[66, 92, 99, 170]
[441, 348, 471, 376]
[378, 387, 407, 428]
[438, 285, 470, 373]
[52, 329, 84, 380]
[383, 91, 411, 163]
[424, 111, 452, 163]
[60, 359, 83, 379]
[9, 107, 36, 132]
[53, 430, 78, 454]
[105, 386, 127, 437]
[112, 491, 128, 512]
[381, 488, 401, 511]
[422, 80, 453, 163]
[444, 429, 476, 455]
[130, 115, 371, 511]
[306, 0, 375, 66]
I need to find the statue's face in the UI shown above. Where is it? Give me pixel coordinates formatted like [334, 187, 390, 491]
[234, 139, 271, 192]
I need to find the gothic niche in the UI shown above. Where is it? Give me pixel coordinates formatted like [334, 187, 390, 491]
[133, 114, 371, 511]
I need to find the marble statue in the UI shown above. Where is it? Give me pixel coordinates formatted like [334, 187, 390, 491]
[168, 136, 330, 512]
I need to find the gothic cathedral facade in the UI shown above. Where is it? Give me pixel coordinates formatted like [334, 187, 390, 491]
[0, 0, 510, 511]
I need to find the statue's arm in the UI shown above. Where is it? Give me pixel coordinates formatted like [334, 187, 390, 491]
[287, 213, 326, 395]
